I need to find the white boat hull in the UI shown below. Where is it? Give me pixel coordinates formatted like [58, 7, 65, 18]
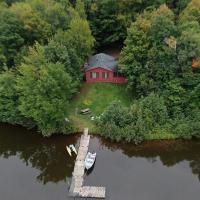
[84, 152, 96, 170]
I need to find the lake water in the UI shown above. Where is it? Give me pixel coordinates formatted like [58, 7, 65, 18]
[0, 123, 200, 200]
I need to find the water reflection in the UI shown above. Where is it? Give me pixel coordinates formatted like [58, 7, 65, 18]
[0, 124, 200, 200]
[1, 124, 200, 183]
[0, 123, 78, 184]
[86, 137, 200, 200]
[98, 136, 200, 180]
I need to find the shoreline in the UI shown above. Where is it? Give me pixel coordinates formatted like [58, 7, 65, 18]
[0, 122, 197, 144]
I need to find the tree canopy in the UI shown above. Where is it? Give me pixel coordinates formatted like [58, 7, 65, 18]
[84, 0, 191, 47]
[1, 0, 200, 141]
[117, 1, 200, 142]
[0, 0, 94, 136]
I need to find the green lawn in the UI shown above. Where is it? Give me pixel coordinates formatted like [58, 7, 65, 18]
[69, 83, 132, 131]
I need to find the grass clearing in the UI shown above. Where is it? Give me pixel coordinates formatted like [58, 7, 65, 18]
[69, 83, 132, 131]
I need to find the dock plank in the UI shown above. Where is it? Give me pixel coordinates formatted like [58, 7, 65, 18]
[79, 187, 106, 198]
[69, 128, 106, 198]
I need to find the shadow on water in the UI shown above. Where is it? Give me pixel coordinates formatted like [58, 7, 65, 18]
[85, 161, 96, 176]
[1, 123, 200, 200]
[84, 136, 200, 200]
[97, 136, 200, 180]
[0, 123, 79, 184]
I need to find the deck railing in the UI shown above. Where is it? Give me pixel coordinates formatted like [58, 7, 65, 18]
[113, 76, 128, 84]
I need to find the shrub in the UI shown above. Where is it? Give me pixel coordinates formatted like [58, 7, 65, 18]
[96, 93, 171, 144]
[172, 108, 200, 139]
[96, 101, 146, 144]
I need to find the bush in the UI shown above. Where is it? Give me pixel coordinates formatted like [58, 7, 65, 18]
[130, 93, 169, 135]
[172, 108, 200, 139]
[96, 93, 200, 143]
[97, 101, 134, 128]
[96, 93, 172, 144]
[96, 101, 145, 144]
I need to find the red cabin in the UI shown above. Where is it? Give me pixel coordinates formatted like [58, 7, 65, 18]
[85, 53, 127, 84]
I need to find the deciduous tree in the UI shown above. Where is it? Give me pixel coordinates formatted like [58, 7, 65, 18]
[17, 44, 74, 136]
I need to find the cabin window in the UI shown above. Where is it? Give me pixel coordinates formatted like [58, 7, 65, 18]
[90, 72, 99, 79]
[102, 72, 109, 79]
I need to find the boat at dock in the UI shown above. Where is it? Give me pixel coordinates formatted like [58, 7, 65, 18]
[69, 128, 105, 198]
[84, 152, 96, 170]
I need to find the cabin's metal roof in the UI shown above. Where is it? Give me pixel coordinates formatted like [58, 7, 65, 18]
[86, 53, 117, 71]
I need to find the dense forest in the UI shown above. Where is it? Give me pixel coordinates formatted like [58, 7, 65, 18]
[0, 0, 95, 136]
[0, 0, 200, 143]
[95, 0, 200, 143]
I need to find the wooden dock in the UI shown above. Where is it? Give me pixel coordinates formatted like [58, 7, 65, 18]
[69, 128, 106, 198]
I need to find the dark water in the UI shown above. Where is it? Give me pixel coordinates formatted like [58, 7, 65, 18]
[0, 124, 200, 200]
